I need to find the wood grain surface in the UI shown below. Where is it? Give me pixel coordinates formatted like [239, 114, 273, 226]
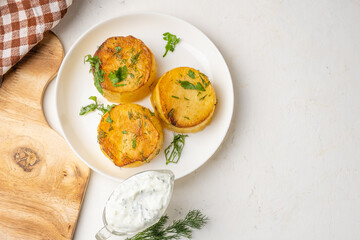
[0, 32, 90, 240]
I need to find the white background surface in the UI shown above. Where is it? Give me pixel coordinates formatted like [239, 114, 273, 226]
[43, 0, 360, 239]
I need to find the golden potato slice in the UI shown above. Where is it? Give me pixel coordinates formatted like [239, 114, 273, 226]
[97, 103, 163, 168]
[151, 67, 216, 133]
[94, 36, 157, 103]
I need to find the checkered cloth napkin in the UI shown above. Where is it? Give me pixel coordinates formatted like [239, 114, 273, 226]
[0, 0, 72, 82]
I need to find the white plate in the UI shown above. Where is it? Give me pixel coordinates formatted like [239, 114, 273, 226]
[56, 12, 233, 181]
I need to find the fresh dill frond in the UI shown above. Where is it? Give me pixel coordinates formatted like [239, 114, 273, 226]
[126, 210, 208, 240]
[164, 134, 188, 165]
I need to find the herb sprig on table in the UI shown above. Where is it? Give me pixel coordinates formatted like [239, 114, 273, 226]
[165, 134, 188, 165]
[126, 210, 208, 240]
[162, 32, 180, 57]
[84, 55, 104, 94]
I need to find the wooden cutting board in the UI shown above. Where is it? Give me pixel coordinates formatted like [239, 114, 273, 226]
[0, 32, 90, 240]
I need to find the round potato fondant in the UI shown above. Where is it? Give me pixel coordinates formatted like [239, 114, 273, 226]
[151, 67, 216, 133]
[97, 103, 163, 167]
[93, 36, 157, 103]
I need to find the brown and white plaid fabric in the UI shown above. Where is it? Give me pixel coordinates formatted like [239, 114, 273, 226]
[0, 0, 72, 79]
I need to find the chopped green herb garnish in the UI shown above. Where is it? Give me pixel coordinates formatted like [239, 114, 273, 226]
[121, 130, 128, 134]
[199, 73, 210, 87]
[167, 108, 175, 118]
[132, 137, 137, 148]
[199, 94, 207, 101]
[115, 46, 122, 54]
[109, 66, 128, 87]
[128, 111, 133, 120]
[162, 32, 180, 57]
[105, 114, 113, 124]
[184, 97, 189, 100]
[84, 55, 105, 94]
[171, 95, 179, 99]
[131, 51, 142, 65]
[140, 150, 147, 161]
[89, 96, 97, 102]
[141, 153, 146, 161]
[164, 134, 188, 165]
[79, 96, 98, 115]
[188, 70, 195, 79]
[129, 72, 135, 78]
[149, 110, 155, 116]
[184, 116, 190, 120]
[200, 74, 205, 85]
[129, 47, 135, 54]
[125, 210, 208, 240]
[79, 96, 115, 116]
[178, 80, 205, 91]
[107, 104, 115, 112]
[97, 129, 107, 141]
[135, 74, 144, 86]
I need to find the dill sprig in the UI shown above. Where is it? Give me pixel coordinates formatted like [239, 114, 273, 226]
[165, 134, 188, 165]
[126, 210, 208, 240]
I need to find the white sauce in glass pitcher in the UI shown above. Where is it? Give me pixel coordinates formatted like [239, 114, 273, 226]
[105, 171, 173, 233]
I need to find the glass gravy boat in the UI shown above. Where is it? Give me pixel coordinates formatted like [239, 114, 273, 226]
[95, 170, 175, 239]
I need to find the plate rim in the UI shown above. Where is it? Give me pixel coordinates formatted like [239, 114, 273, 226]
[55, 11, 234, 181]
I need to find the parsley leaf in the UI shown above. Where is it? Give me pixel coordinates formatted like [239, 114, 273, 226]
[79, 103, 97, 115]
[79, 96, 98, 115]
[188, 70, 195, 79]
[107, 104, 116, 113]
[105, 114, 113, 124]
[79, 96, 115, 117]
[162, 32, 180, 57]
[109, 66, 128, 87]
[178, 80, 205, 91]
[84, 55, 105, 95]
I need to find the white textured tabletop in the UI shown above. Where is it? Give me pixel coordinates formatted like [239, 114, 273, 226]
[44, 0, 360, 239]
